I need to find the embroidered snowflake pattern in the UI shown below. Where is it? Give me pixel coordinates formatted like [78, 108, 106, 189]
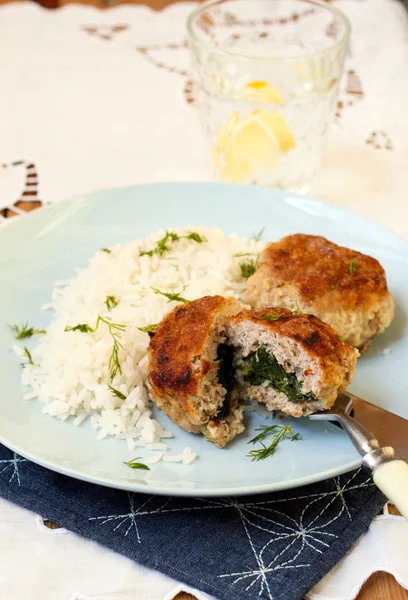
[0, 452, 28, 486]
[89, 493, 172, 543]
[88, 469, 373, 598]
[217, 470, 373, 598]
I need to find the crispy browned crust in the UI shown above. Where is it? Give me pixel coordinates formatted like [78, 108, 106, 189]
[230, 306, 355, 360]
[148, 295, 236, 400]
[254, 234, 389, 309]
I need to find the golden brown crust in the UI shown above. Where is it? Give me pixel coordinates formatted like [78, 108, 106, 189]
[230, 306, 354, 360]
[148, 295, 236, 401]
[254, 234, 389, 310]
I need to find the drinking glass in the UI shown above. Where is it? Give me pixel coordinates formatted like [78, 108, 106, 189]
[187, 0, 350, 193]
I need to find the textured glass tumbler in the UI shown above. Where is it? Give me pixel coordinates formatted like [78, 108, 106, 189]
[187, 0, 350, 193]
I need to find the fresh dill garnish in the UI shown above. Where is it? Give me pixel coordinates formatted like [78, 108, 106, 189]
[140, 230, 207, 257]
[152, 286, 189, 303]
[258, 312, 282, 322]
[233, 252, 257, 258]
[140, 230, 180, 257]
[101, 248, 111, 253]
[186, 232, 207, 243]
[248, 425, 281, 445]
[348, 258, 360, 275]
[108, 385, 127, 400]
[124, 457, 150, 471]
[294, 301, 301, 315]
[252, 227, 265, 242]
[138, 323, 158, 333]
[247, 424, 302, 461]
[65, 315, 125, 381]
[21, 346, 34, 366]
[105, 295, 120, 311]
[240, 260, 257, 279]
[205, 436, 216, 443]
[338, 334, 344, 342]
[156, 231, 180, 254]
[8, 322, 46, 340]
[64, 324, 95, 333]
[96, 315, 125, 381]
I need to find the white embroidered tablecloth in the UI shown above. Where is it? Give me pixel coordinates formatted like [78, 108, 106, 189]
[1, 1, 408, 599]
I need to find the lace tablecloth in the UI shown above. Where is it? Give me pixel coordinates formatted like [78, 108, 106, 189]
[0, 1, 408, 599]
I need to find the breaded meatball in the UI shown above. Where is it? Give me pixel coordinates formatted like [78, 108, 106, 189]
[147, 295, 243, 448]
[245, 234, 395, 350]
[227, 307, 358, 417]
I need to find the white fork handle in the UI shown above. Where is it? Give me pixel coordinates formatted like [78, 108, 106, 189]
[373, 460, 408, 521]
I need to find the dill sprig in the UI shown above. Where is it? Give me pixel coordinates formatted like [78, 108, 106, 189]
[64, 315, 125, 381]
[249, 425, 283, 445]
[294, 300, 301, 315]
[240, 260, 257, 279]
[21, 346, 34, 366]
[140, 230, 207, 257]
[252, 227, 265, 242]
[348, 258, 360, 275]
[105, 295, 120, 311]
[101, 248, 111, 253]
[140, 231, 180, 257]
[152, 286, 189, 303]
[233, 251, 257, 258]
[247, 424, 302, 462]
[97, 315, 125, 381]
[8, 322, 46, 340]
[185, 232, 207, 243]
[138, 323, 158, 333]
[108, 385, 127, 400]
[64, 324, 94, 333]
[124, 457, 150, 471]
[258, 312, 282, 322]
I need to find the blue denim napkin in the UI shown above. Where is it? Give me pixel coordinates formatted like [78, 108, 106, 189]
[0, 444, 384, 600]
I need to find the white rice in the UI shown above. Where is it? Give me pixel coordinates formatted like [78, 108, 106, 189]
[145, 452, 164, 465]
[163, 447, 197, 465]
[19, 226, 263, 459]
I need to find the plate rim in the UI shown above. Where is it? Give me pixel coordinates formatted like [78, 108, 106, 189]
[0, 433, 362, 497]
[2, 181, 408, 249]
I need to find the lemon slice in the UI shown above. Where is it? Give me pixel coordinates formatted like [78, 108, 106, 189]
[214, 109, 296, 183]
[238, 81, 284, 105]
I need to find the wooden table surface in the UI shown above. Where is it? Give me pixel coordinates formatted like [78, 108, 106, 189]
[4, 0, 408, 598]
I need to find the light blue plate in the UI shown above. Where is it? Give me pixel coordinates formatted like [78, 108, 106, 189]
[0, 183, 407, 497]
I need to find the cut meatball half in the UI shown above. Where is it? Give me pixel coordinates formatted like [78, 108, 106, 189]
[245, 234, 395, 350]
[227, 307, 359, 417]
[147, 295, 243, 448]
[148, 297, 358, 445]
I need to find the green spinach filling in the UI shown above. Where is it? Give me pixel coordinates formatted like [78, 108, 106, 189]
[216, 344, 235, 419]
[241, 346, 317, 404]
